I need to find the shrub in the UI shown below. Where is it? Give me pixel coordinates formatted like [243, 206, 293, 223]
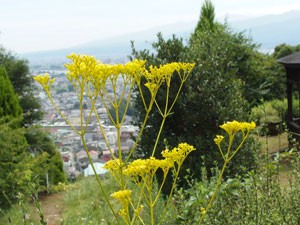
[174, 152, 300, 224]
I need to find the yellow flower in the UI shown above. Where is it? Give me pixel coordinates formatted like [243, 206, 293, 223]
[104, 159, 123, 172]
[144, 82, 158, 96]
[65, 53, 100, 83]
[162, 143, 195, 165]
[123, 157, 173, 179]
[220, 120, 256, 136]
[34, 73, 56, 92]
[123, 159, 147, 177]
[111, 189, 132, 205]
[240, 121, 256, 132]
[124, 59, 146, 83]
[135, 204, 144, 215]
[118, 208, 127, 217]
[143, 62, 195, 91]
[214, 135, 224, 146]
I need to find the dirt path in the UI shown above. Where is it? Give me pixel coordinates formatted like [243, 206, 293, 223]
[39, 193, 65, 225]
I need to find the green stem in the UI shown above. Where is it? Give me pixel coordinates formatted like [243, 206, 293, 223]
[120, 83, 134, 125]
[153, 173, 168, 205]
[152, 80, 185, 157]
[131, 176, 150, 224]
[151, 115, 167, 157]
[116, 124, 125, 187]
[166, 81, 184, 115]
[100, 90, 117, 127]
[125, 97, 155, 163]
[228, 132, 249, 161]
[157, 165, 181, 225]
[198, 160, 228, 225]
[149, 187, 155, 225]
[46, 92, 79, 134]
[81, 134, 120, 225]
[91, 104, 115, 159]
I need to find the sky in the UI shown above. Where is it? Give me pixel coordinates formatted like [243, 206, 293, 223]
[1, 0, 300, 54]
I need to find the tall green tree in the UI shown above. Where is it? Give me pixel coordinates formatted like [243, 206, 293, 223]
[130, 32, 188, 157]
[131, 0, 260, 192]
[194, 0, 215, 31]
[0, 123, 33, 209]
[25, 126, 66, 188]
[185, 16, 260, 178]
[0, 66, 22, 118]
[0, 69, 32, 208]
[0, 47, 42, 125]
[0, 47, 65, 209]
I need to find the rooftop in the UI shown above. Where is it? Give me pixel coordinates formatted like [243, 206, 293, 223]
[277, 51, 300, 65]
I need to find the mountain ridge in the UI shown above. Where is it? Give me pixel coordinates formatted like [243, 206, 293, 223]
[22, 10, 300, 66]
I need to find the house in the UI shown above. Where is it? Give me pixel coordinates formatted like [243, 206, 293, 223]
[84, 162, 108, 177]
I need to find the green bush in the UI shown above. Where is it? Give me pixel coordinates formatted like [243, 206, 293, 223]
[251, 99, 285, 124]
[173, 153, 300, 224]
[251, 98, 299, 125]
[0, 123, 33, 209]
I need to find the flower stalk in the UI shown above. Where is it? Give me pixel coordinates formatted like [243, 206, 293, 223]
[34, 53, 254, 224]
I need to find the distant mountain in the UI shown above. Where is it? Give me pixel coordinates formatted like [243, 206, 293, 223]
[228, 10, 300, 51]
[22, 10, 300, 66]
[23, 22, 197, 67]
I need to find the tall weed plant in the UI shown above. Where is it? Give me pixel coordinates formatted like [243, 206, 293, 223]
[35, 54, 255, 224]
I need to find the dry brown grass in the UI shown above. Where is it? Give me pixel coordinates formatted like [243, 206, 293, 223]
[256, 132, 289, 155]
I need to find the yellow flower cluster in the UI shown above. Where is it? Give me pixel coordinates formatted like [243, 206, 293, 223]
[34, 73, 56, 93]
[214, 135, 224, 147]
[122, 143, 195, 179]
[64, 54, 146, 89]
[161, 143, 196, 165]
[220, 120, 256, 136]
[123, 157, 173, 178]
[103, 159, 123, 172]
[111, 189, 132, 205]
[103, 159, 125, 183]
[34, 54, 194, 98]
[65, 54, 99, 82]
[143, 62, 195, 94]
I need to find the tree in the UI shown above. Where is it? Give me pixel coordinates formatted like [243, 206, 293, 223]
[130, 32, 188, 158]
[0, 121, 33, 209]
[273, 43, 300, 59]
[25, 126, 66, 189]
[184, 18, 259, 178]
[194, 0, 215, 31]
[0, 66, 32, 209]
[0, 47, 65, 207]
[0, 66, 22, 118]
[239, 52, 285, 104]
[131, 1, 260, 192]
[0, 47, 42, 125]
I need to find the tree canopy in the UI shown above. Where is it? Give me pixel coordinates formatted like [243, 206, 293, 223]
[130, 0, 281, 191]
[0, 47, 42, 125]
[0, 46, 65, 209]
[0, 123, 32, 209]
[0, 66, 22, 118]
[273, 43, 300, 59]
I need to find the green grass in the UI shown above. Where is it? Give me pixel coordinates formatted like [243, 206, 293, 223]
[0, 200, 40, 225]
[62, 175, 176, 225]
[1, 131, 299, 225]
[62, 175, 119, 225]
